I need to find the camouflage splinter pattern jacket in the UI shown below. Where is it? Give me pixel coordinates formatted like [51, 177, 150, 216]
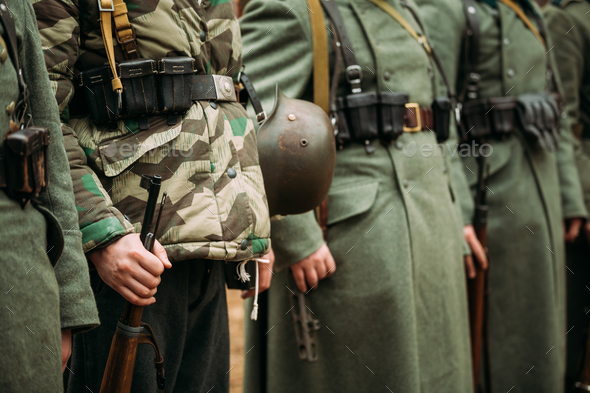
[33, 0, 271, 262]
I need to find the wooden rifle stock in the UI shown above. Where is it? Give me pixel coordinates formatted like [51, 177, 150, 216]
[468, 155, 491, 392]
[100, 175, 166, 393]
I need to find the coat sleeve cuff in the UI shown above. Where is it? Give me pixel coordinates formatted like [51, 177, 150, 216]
[271, 211, 325, 272]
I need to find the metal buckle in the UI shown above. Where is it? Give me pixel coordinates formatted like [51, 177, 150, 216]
[345, 65, 362, 85]
[98, 0, 115, 12]
[403, 103, 422, 132]
[256, 111, 267, 126]
[212, 75, 237, 102]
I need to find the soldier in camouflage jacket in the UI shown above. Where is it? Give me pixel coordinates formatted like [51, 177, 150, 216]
[33, 0, 272, 391]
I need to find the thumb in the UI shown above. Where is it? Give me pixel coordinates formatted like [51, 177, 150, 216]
[153, 240, 172, 268]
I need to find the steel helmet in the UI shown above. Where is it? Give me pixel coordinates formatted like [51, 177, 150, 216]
[257, 84, 336, 216]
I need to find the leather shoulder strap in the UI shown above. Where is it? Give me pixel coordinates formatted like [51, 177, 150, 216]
[99, 0, 124, 106]
[459, 0, 482, 102]
[497, 0, 545, 47]
[307, 0, 330, 113]
[320, 0, 363, 93]
[0, 0, 28, 125]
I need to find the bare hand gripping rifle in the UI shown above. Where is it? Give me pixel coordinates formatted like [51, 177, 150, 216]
[468, 154, 491, 393]
[100, 174, 167, 393]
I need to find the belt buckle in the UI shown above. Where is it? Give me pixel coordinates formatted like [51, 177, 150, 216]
[212, 75, 237, 102]
[98, 0, 115, 12]
[403, 103, 422, 132]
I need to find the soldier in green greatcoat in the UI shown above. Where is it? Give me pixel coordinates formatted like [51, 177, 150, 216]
[239, 0, 484, 391]
[0, 0, 99, 391]
[414, 0, 587, 392]
[543, 0, 590, 390]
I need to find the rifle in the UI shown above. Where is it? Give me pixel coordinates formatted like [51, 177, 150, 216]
[575, 320, 590, 391]
[100, 174, 167, 393]
[468, 154, 491, 392]
[288, 273, 321, 362]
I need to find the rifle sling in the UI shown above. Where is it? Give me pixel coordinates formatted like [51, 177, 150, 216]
[307, 0, 330, 114]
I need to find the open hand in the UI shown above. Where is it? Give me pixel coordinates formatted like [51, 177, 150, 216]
[88, 234, 172, 306]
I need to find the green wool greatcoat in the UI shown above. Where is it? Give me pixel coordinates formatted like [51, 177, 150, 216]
[414, 1, 587, 392]
[544, 0, 590, 387]
[0, 1, 99, 391]
[240, 0, 473, 392]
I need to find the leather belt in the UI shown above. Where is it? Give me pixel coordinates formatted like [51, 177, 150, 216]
[191, 75, 237, 102]
[404, 103, 433, 132]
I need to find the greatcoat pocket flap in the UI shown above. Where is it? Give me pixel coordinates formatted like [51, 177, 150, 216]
[327, 180, 379, 225]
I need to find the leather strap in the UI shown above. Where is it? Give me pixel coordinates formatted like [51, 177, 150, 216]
[320, 0, 363, 93]
[307, 0, 330, 114]
[367, 0, 431, 55]
[99, 0, 123, 105]
[459, 0, 482, 103]
[112, 0, 139, 59]
[497, 0, 545, 48]
[238, 72, 266, 124]
[0, 0, 28, 125]
[404, 104, 433, 132]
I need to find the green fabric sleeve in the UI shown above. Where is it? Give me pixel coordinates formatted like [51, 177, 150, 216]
[544, 9, 588, 219]
[21, 3, 99, 333]
[242, 0, 325, 270]
[271, 213, 325, 272]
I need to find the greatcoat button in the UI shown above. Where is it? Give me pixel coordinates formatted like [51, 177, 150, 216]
[5, 101, 15, 115]
[395, 141, 403, 149]
[383, 71, 391, 81]
[506, 68, 515, 77]
[240, 239, 248, 250]
[503, 38, 510, 45]
[403, 179, 409, 188]
[210, 101, 217, 109]
[200, 31, 206, 42]
[227, 168, 237, 178]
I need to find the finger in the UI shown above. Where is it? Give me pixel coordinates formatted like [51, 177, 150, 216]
[136, 248, 166, 276]
[124, 278, 158, 299]
[323, 253, 336, 278]
[118, 285, 156, 306]
[566, 219, 582, 243]
[152, 240, 172, 268]
[259, 266, 272, 293]
[291, 265, 307, 293]
[131, 267, 161, 290]
[464, 255, 476, 279]
[304, 266, 319, 290]
[466, 235, 488, 270]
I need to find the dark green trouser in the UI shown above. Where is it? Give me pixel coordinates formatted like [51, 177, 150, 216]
[565, 236, 590, 393]
[0, 194, 62, 393]
[67, 259, 229, 393]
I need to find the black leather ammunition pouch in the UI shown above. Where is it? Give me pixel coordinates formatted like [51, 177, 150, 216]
[461, 96, 517, 141]
[432, 97, 451, 143]
[3, 127, 50, 206]
[157, 57, 195, 125]
[81, 65, 121, 124]
[224, 260, 257, 291]
[516, 93, 560, 152]
[380, 93, 409, 142]
[119, 59, 158, 130]
[337, 92, 379, 142]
